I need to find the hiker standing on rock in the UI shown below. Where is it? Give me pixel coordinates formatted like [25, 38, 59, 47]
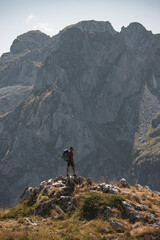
[67, 147, 76, 177]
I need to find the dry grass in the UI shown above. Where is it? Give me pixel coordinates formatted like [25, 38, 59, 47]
[0, 183, 159, 240]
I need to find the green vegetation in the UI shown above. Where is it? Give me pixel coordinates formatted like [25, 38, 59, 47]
[2, 202, 37, 219]
[133, 113, 160, 165]
[77, 192, 124, 220]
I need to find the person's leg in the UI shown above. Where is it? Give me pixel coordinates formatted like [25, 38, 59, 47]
[71, 162, 76, 176]
[72, 166, 75, 175]
[67, 166, 69, 176]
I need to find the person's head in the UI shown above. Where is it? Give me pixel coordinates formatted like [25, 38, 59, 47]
[70, 147, 74, 152]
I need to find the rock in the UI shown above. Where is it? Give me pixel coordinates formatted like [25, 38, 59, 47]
[146, 214, 160, 223]
[39, 181, 46, 191]
[99, 183, 106, 191]
[118, 178, 130, 188]
[54, 176, 67, 183]
[24, 218, 37, 226]
[74, 176, 84, 185]
[110, 219, 123, 228]
[104, 207, 113, 219]
[122, 201, 143, 223]
[86, 177, 94, 185]
[132, 195, 140, 203]
[103, 184, 121, 194]
[36, 200, 56, 216]
[135, 184, 143, 190]
[122, 200, 135, 212]
[134, 203, 148, 211]
[53, 181, 65, 188]
[19, 187, 34, 202]
[66, 177, 76, 191]
[60, 196, 72, 206]
[144, 186, 151, 192]
[47, 179, 53, 185]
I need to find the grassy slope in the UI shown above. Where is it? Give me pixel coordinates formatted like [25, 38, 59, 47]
[0, 179, 160, 240]
[133, 112, 160, 166]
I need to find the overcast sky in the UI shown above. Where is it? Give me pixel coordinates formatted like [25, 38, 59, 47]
[0, 0, 160, 56]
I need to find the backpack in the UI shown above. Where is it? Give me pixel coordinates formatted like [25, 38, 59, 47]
[61, 149, 70, 161]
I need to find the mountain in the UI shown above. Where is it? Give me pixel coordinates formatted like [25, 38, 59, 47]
[0, 20, 160, 207]
[0, 176, 160, 240]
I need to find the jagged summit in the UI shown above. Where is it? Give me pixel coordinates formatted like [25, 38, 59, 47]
[121, 22, 149, 33]
[10, 30, 51, 54]
[76, 20, 116, 35]
[61, 20, 116, 36]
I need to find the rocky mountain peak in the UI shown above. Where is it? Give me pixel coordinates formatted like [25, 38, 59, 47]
[10, 30, 51, 54]
[121, 22, 148, 34]
[0, 176, 160, 239]
[75, 20, 116, 35]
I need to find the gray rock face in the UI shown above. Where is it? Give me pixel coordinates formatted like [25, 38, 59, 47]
[0, 20, 160, 207]
[0, 85, 32, 115]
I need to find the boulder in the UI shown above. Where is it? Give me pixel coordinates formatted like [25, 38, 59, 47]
[103, 184, 121, 194]
[122, 201, 143, 223]
[39, 181, 46, 191]
[53, 181, 65, 188]
[118, 178, 130, 188]
[47, 179, 53, 185]
[36, 200, 56, 216]
[19, 187, 35, 202]
[134, 203, 148, 211]
[104, 206, 113, 219]
[99, 183, 106, 191]
[86, 177, 94, 185]
[74, 176, 84, 185]
[135, 184, 143, 190]
[110, 219, 123, 228]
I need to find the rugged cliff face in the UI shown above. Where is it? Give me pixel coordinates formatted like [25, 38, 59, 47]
[0, 20, 160, 207]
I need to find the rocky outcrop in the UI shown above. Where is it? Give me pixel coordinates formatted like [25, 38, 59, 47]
[1, 176, 160, 240]
[0, 20, 160, 207]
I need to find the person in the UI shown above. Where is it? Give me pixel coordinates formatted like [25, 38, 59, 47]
[67, 147, 76, 177]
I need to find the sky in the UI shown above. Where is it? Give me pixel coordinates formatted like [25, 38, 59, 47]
[0, 0, 160, 56]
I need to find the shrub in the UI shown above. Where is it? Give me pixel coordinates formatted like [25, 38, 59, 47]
[79, 192, 124, 220]
[2, 201, 36, 219]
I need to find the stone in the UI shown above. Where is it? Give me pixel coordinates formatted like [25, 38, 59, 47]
[104, 207, 113, 219]
[144, 186, 151, 192]
[54, 176, 67, 183]
[47, 179, 53, 185]
[118, 178, 130, 188]
[99, 183, 106, 191]
[60, 196, 72, 205]
[86, 177, 94, 185]
[122, 201, 143, 223]
[74, 176, 84, 185]
[19, 187, 34, 202]
[39, 181, 46, 191]
[36, 200, 56, 216]
[103, 184, 121, 194]
[24, 218, 37, 226]
[53, 181, 65, 188]
[110, 220, 123, 228]
[134, 203, 148, 211]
